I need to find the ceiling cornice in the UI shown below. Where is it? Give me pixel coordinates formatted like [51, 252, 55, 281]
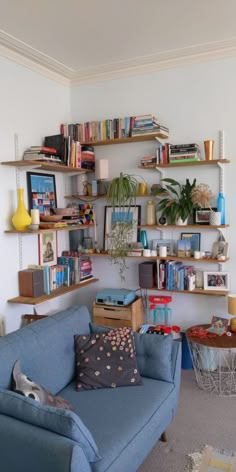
[0, 30, 236, 87]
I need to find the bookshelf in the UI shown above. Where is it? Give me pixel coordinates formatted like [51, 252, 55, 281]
[80, 133, 168, 146]
[7, 277, 99, 305]
[138, 159, 230, 169]
[4, 224, 94, 234]
[1, 160, 92, 173]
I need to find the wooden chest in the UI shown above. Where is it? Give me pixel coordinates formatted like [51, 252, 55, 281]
[93, 297, 144, 331]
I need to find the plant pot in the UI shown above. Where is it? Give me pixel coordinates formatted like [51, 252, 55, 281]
[209, 211, 221, 226]
[176, 217, 188, 226]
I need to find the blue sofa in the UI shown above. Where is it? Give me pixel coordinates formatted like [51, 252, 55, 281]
[0, 305, 181, 472]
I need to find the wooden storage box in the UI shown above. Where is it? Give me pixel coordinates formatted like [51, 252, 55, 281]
[93, 297, 144, 331]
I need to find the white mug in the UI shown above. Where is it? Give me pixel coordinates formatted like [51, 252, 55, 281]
[159, 246, 167, 257]
[194, 251, 201, 259]
[143, 249, 151, 257]
[151, 249, 157, 257]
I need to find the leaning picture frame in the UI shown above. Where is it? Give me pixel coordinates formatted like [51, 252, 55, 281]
[212, 241, 229, 260]
[38, 231, 58, 266]
[193, 207, 217, 225]
[152, 239, 174, 256]
[181, 232, 201, 255]
[104, 205, 141, 251]
[27, 172, 57, 216]
[203, 271, 229, 291]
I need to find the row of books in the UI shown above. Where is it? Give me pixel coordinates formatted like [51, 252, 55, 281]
[28, 256, 93, 295]
[140, 141, 201, 166]
[60, 114, 169, 143]
[23, 146, 62, 163]
[156, 260, 196, 291]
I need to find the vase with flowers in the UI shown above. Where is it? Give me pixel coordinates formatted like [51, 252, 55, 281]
[190, 183, 220, 225]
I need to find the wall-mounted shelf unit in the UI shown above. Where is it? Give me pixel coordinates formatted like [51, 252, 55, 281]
[81, 133, 168, 146]
[4, 224, 94, 235]
[90, 253, 228, 264]
[1, 160, 92, 174]
[138, 159, 230, 170]
[7, 277, 99, 305]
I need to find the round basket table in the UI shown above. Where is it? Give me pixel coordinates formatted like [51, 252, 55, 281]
[186, 324, 236, 396]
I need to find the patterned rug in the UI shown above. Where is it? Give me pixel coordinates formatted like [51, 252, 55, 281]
[184, 445, 236, 471]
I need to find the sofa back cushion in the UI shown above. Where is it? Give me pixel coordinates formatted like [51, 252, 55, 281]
[134, 332, 173, 382]
[0, 305, 91, 393]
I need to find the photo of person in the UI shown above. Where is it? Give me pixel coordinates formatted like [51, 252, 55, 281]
[204, 271, 229, 291]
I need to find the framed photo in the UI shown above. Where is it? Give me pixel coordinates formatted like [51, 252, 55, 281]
[27, 172, 57, 216]
[212, 241, 229, 260]
[152, 239, 174, 256]
[38, 232, 58, 266]
[206, 316, 229, 336]
[203, 271, 229, 291]
[193, 207, 217, 225]
[104, 205, 141, 251]
[181, 232, 201, 255]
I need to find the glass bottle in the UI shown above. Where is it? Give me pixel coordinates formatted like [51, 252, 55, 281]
[146, 200, 156, 225]
[216, 192, 225, 225]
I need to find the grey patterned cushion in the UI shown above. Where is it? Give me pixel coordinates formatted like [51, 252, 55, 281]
[74, 327, 142, 390]
[12, 360, 72, 410]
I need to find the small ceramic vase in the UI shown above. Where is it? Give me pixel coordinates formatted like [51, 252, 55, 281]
[12, 188, 31, 231]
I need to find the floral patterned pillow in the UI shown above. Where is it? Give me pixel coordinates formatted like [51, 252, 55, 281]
[74, 327, 142, 390]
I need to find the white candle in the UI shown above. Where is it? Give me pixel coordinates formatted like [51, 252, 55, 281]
[31, 209, 40, 224]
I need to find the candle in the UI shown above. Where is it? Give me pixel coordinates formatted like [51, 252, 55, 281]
[31, 209, 40, 225]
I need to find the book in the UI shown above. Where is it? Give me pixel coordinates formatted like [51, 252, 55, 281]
[27, 146, 57, 154]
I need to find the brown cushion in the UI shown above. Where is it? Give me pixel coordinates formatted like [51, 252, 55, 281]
[74, 327, 142, 390]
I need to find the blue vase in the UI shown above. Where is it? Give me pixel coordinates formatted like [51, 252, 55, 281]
[216, 192, 225, 224]
[140, 230, 148, 249]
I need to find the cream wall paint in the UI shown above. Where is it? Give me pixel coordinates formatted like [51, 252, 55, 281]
[70, 57, 236, 329]
[0, 56, 71, 333]
[1, 55, 235, 334]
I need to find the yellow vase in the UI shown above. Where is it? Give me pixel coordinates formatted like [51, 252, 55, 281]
[12, 188, 31, 231]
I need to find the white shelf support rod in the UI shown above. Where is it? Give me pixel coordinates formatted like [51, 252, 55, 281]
[217, 162, 224, 194]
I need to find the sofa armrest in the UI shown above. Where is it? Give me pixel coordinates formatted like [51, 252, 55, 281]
[0, 413, 92, 472]
[0, 389, 100, 463]
[171, 340, 182, 387]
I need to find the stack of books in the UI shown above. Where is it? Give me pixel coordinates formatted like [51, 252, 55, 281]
[140, 155, 157, 166]
[168, 143, 200, 163]
[131, 114, 169, 137]
[23, 146, 62, 163]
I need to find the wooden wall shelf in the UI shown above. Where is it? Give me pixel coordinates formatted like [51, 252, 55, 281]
[5, 224, 94, 234]
[8, 277, 99, 305]
[1, 160, 91, 174]
[80, 133, 168, 146]
[140, 287, 228, 296]
[138, 159, 230, 169]
[138, 224, 229, 229]
[90, 253, 228, 264]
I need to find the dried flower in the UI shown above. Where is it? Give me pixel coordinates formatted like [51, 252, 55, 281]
[191, 183, 214, 208]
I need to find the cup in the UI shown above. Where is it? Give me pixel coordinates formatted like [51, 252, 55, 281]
[138, 182, 148, 195]
[209, 211, 221, 226]
[143, 249, 151, 257]
[159, 246, 167, 257]
[204, 140, 214, 161]
[151, 249, 157, 257]
[194, 251, 201, 259]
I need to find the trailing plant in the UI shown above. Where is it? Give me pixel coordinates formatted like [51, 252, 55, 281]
[151, 178, 197, 224]
[106, 220, 134, 283]
[106, 173, 138, 209]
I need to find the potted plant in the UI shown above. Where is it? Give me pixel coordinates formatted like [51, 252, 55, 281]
[151, 178, 197, 224]
[106, 173, 138, 282]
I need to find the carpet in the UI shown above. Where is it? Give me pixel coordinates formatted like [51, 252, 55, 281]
[184, 445, 236, 471]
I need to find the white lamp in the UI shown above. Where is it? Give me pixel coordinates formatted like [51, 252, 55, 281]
[228, 293, 236, 332]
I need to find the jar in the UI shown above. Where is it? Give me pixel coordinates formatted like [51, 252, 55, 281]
[146, 200, 156, 225]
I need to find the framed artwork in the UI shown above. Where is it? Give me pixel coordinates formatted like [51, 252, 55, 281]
[38, 231, 58, 266]
[212, 241, 229, 259]
[104, 205, 141, 251]
[27, 172, 57, 216]
[152, 239, 174, 256]
[203, 271, 229, 291]
[78, 203, 95, 225]
[206, 316, 229, 336]
[193, 208, 217, 225]
[181, 232, 201, 254]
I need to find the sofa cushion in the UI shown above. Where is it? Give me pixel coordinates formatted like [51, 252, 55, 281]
[74, 327, 142, 390]
[0, 388, 101, 463]
[12, 360, 72, 410]
[90, 323, 173, 382]
[134, 332, 173, 382]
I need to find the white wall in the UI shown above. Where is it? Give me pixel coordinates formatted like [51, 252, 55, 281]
[70, 57, 236, 329]
[0, 56, 71, 333]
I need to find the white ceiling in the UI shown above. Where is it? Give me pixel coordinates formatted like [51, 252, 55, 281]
[1, 0, 236, 84]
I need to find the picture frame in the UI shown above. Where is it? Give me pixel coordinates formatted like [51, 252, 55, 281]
[206, 316, 229, 336]
[104, 205, 141, 251]
[152, 239, 174, 256]
[181, 232, 201, 255]
[203, 271, 229, 291]
[193, 207, 217, 225]
[27, 172, 57, 216]
[212, 241, 229, 260]
[38, 232, 58, 266]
